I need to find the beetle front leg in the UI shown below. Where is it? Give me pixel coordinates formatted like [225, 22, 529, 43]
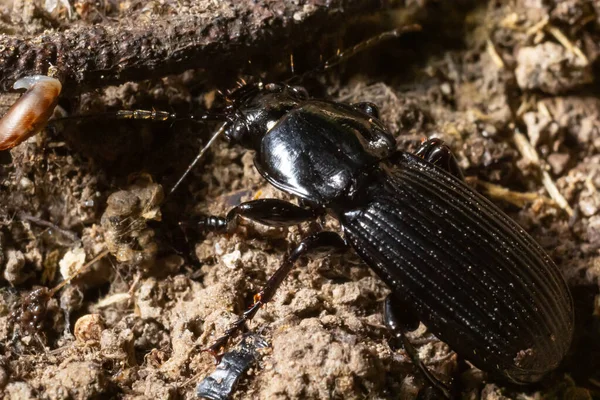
[195, 198, 325, 233]
[206, 231, 347, 355]
[414, 138, 464, 180]
[384, 294, 452, 399]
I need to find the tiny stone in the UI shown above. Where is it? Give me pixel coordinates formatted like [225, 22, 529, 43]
[221, 249, 242, 269]
[440, 82, 452, 95]
[19, 177, 34, 190]
[579, 191, 600, 217]
[4, 382, 35, 400]
[586, 216, 600, 243]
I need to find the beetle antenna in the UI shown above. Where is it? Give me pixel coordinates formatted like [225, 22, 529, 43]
[54, 103, 234, 197]
[117, 109, 228, 124]
[287, 24, 421, 84]
[53, 109, 227, 124]
[168, 121, 228, 196]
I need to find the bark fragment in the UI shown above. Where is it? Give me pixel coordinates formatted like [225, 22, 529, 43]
[0, 0, 391, 94]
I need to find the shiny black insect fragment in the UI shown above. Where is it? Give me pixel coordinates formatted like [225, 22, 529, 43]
[197, 334, 268, 400]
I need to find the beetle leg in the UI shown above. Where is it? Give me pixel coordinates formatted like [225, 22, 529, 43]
[206, 231, 347, 356]
[195, 198, 324, 233]
[384, 294, 452, 399]
[414, 138, 464, 181]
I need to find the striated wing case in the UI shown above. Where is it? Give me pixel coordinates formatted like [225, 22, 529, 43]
[340, 152, 573, 383]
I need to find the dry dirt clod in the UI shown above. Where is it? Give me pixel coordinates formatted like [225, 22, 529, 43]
[515, 41, 593, 94]
[41, 360, 108, 400]
[3, 249, 26, 285]
[101, 178, 164, 269]
[100, 327, 136, 366]
[3, 381, 36, 400]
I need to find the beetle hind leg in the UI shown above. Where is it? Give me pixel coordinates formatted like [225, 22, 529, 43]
[206, 231, 347, 356]
[414, 138, 464, 180]
[384, 294, 452, 399]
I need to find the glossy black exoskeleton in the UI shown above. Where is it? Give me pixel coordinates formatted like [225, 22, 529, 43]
[197, 81, 574, 395]
[196, 333, 268, 400]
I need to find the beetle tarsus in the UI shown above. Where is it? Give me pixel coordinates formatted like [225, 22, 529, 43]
[384, 295, 453, 399]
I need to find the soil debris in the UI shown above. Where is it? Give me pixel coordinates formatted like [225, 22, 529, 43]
[515, 41, 593, 94]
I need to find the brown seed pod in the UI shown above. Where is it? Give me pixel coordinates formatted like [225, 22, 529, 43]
[0, 75, 62, 150]
[74, 314, 105, 343]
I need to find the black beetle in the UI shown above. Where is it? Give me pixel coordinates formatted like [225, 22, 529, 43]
[195, 80, 574, 395]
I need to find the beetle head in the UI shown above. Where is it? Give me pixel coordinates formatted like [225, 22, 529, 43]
[223, 82, 308, 149]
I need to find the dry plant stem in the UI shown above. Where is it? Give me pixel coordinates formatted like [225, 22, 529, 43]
[545, 24, 589, 65]
[525, 16, 549, 37]
[467, 178, 556, 208]
[486, 38, 505, 69]
[95, 293, 131, 308]
[49, 249, 110, 296]
[0, 0, 391, 94]
[513, 131, 574, 216]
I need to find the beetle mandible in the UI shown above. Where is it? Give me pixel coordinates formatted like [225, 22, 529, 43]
[193, 79, 574, 395]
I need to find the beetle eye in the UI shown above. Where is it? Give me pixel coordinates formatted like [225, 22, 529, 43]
[353, 102, 380, 119]
[292, 86, 309, 99]
[224, 121, 247, 144]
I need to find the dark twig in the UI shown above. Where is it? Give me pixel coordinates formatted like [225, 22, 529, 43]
[0, 0, 392, 95]
[19, 213, 80, 242]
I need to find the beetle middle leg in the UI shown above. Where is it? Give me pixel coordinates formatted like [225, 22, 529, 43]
[206, 230, 347, 355]
[196, 198, 325, 233]
[414, 138, 464, 180]
[384, 294, 453, 399]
